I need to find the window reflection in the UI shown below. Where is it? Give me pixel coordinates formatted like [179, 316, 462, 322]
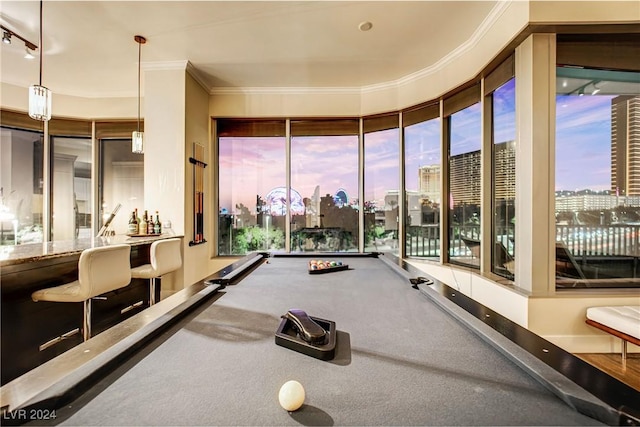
[218, 136, 286, 255]
[291, 135, 359, 252]
[405, 118, 441, 258]
[555, 67, 640, 288]
[448, 103, 482, 267]
[0, 127, 44, 245]
[492, 78, 516, 279]
[364, 128, 399, 253]
[99, 138, 144, 235]
[51, 136, 92, 240]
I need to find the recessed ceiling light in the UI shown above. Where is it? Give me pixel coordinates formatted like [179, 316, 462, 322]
[358, 21, 373, 32]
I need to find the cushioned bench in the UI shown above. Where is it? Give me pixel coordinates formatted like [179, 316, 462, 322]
[585, 306, 640, 361]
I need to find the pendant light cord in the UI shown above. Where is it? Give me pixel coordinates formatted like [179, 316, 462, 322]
[38, 0, 43, 86]
[137, 38, 141, 133]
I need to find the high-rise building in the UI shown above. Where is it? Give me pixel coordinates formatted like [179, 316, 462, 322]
[449, 150, 481, 206]
[418, 164, 440, 203]
[611, 96, 640, 196]
[447, 141, 515, 207]
[494, 141, 516, 201]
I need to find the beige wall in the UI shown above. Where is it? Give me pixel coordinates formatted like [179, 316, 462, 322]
[143, 67, 236, 291]
[407, 259, 640, 354]
[144, 68, 186, 236]
[529, 294, 640, 353]
[406, 259, 531, 327]
[184, 71, 228, 287]
[142, 67, 186, 292]
[514, 34, 557, 294]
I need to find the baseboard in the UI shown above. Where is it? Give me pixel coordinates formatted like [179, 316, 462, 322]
[545, 334, 640, 354]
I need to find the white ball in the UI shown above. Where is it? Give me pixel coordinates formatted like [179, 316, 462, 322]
[278, 380, 305, 411]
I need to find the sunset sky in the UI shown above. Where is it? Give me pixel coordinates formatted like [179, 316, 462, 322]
[219, 79, 615, 214]
[556, 94, 614, 192]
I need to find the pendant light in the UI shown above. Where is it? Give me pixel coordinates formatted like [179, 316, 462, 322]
[132, 35, 146, 154]
[28, 0, 51, 121]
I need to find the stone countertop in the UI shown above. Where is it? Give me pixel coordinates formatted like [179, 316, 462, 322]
[0, 234, 183, 268]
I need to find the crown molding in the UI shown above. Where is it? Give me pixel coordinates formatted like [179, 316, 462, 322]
[185, 61, 210, 92]
[364, 0, 512, 94]
[210, 86, 361, 96]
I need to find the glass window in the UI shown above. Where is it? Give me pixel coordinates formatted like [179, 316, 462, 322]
[404, 117, 441, 258]
[364, 126, 399, 253]
[492, 78, 516, 279]
[448, 103, 482, 267]
[51, 136, 92, 240]
[555, 67, 640, 288]
[291, 120, 359, 252]
[0, 127, 44, 246]
[99, 138, 144, 235]
[218, 131, 286, 255]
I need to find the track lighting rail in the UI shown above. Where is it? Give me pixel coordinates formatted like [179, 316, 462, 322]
[0, 24, 37, 51]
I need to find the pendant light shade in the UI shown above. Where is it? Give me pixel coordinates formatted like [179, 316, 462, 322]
[132, 35, 146, 154]
[29, 0, 51, 121]
[29, 84, 52, 121]
[132, 131, 143, 153]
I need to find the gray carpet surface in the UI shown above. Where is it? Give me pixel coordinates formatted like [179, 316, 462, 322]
[48, 257, 604, 426]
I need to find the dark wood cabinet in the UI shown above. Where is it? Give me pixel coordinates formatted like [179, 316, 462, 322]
[1, 242, 157, 385]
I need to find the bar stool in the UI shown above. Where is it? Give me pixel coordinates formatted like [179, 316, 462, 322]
[32, 244, 132, 342]
[131, 238, 182, 306]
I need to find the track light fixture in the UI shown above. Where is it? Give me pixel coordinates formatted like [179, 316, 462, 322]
[132, 35, 146, 154]
[570, 79, 603, 97]
[0, 25, 38, 52]
[24, 46, 34, 59]
[28, 1, 51, 121]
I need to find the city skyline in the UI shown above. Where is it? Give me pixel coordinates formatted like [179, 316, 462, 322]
[219, 78, 620, 214]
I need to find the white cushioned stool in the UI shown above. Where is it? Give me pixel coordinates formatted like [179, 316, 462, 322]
[131, 238, 182, 306]
[32, 244, 132, 343]
[586, 305, 640, 361]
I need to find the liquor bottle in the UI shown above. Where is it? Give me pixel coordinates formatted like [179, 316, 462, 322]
[139, 211, 148, 235]
[128, 210, 138, 235]
[147, 210, 155, 234]
[135, 208, 141, 228]
[154, 211, 162, 234]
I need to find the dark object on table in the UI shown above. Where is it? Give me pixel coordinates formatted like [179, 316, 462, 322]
[409, 276, 433, 289]
[281, 309, 326, 344]
[275, 311, 336, 361]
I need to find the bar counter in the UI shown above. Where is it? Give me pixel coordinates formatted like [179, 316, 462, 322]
[1, 234, 183, 385]
[0, 234, 177, 268]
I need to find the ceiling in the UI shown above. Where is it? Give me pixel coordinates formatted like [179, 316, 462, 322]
[0, 1, 501, 99]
